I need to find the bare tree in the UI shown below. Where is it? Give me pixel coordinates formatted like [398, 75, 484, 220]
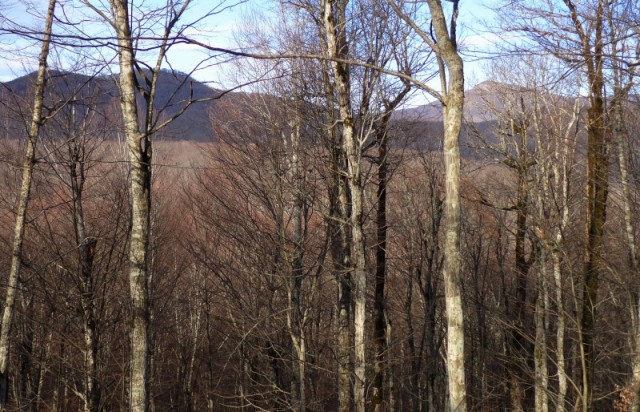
[389, 1, 467, 410]
[0, 0, 56, 406]
[498, 1, 626, 408]
[78, 1, 221, 409]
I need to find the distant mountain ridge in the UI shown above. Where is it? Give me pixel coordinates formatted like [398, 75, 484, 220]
[0, 72, 531, 144]
[0, 70, 223, 142]
[395, 80, 540, 123]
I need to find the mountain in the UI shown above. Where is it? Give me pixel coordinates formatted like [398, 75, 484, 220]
[0, 72, 548, 149]
[0, 70, 223, 142]
[395, 81, 531, 123]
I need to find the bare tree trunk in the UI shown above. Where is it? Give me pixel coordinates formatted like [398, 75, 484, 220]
[510, 127, 534, 412]
[576, 3, 608, 409]
[386, 314, 395, 412]
[544, 92, 577, 412]
[425, 2, 467, 410]
[614, 89, 639, 410]
[605, 4, 639, 405]
[388, 1, 467, 408]
[323, 58, 353, 410]
[551, 108, 572, 412]
[372, 123, 389, 412]
[332, 168, 352, 412]
[111, 2, 152, 410]
[286, 120, 306, 412]
[70, 162, 99, 412]
[534, 249, 549, 412]
[0, 0, 56, 406]
[544, 148, 571, 412]
[440, 48, 466, 412]
[323, 1, 367, 410]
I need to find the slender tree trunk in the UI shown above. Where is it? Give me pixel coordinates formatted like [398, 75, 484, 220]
[71, 177, 99, 412]
[405, 266, 419, 412]
[614, 94, 640, 410]
[372, 123, 388, 412]
[287, 120, 306, 412]
[371, 87, 409, 412]
[0, 0, 56, 406]
[66, 107, 100, 412]
[553, 248, 567, 412]
[334, 177, 352, 412]
[548, 159, 570, 412]
[325, 85, 353, 412]
[111, 2, 152, 410]
[323, 1, 367, 410]
[605, 4, 639, 404]
[534, 250, 549, 412]
[576, 3, 607, 409]
[386, 314, 395, 412]
[511, 159, 533, 412]
[440, 57, 466, 412]
[537, 87, 575, 412]
[425, 1, 467, 410]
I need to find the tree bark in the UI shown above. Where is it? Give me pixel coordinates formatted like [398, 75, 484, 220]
[534, 249, 549, 412]
[0, 0, 56, 407]
[322, 52, 353, 411]
[614, 84, 639, 411]
[372, 89, 409, 411]
[69, 143, 100, 412]
[111, 1, 152, 410]
[425, 1, 467, 410]
[286, 120, 306, 412]
[372, 120, 389, 412]
[323, 1, 368, 410]
[561, 2, 609, 409]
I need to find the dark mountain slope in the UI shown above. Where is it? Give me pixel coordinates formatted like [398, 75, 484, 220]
[0, 70, 223, 142]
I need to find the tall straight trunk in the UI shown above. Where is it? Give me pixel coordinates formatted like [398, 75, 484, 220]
[440, 46, 466, 412]
[323, 1, 367, 410]
[511, 161, 532, 412]
[405, 266, 419, 412]
[111, 2, 152, 410]
[69, 151, 99, 412]
[371, 87, 409, 412]
[286, 120, 306, 412]
[510, 110, 536, 411]
[572, 2, 607, 409]
[605, 4, 639, 405]
[425, 1, 467, 410]
[322, 52, 352, 410]
[386, 315, 395, 411]
[372, 122, 388, 412]
[529, 101, 551, 412]
[332, 160, 352, 412]
[539, 91, 577, 412]
[534, 249, 549, 412]
[545, 141, 571, 412]
[0, 0, 56, 406]
[614, 93, 639, 409]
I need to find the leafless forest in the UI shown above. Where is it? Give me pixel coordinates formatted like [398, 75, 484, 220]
[0, 0, 638, 411]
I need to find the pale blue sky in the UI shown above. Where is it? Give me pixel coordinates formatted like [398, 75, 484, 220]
[0, 0, 500, 99]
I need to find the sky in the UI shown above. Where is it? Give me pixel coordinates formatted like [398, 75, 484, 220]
[0, 0, 500, 102]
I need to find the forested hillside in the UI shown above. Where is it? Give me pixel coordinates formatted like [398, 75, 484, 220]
[0, 1, 638, 411]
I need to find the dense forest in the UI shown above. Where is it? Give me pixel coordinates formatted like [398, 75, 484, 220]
[0, 0, 638, 411]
